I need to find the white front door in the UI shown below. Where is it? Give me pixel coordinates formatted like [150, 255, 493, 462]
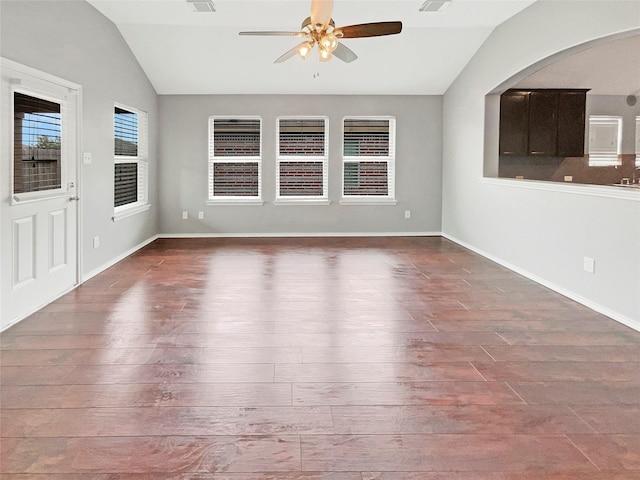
[1, 60, 80, 330]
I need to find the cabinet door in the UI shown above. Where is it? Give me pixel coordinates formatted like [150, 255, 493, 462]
[499, 92, 529, 155]
[557, 91, 586, 157]
[528, 91, 558, 155]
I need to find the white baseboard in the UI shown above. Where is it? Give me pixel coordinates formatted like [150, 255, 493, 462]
[82, 235, 159, 282]
[443, 233, 640, 333]
[158, 231, 442, 238]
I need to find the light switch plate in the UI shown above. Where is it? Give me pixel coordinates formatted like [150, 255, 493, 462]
[583, 257, 595, 273]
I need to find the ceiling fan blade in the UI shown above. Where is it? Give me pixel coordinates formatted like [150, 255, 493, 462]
[274, 44, 301, 63]
[337, 21, 403, 39]
[239, 31, 302, 36]
[310, 0, 333, 29]
[333, 42, 358, 63]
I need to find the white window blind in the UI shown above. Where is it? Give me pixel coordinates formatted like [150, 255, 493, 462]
[276, 117, 328, 200]
[209, 117, 262, 201]
[588, 115, 622, 166]
[114, 104, 148, 213]
[342, 117, 395, 199]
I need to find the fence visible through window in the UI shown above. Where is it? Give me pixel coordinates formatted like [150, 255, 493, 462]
[13, 92, 62, 194]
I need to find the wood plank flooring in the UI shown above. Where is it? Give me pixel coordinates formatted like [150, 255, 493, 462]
[1, 236, 639, 479]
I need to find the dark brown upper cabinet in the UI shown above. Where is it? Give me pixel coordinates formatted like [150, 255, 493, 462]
[499, 91, 529, 155]
[528, 91, 558, 155]
[499, 89, 588, 157]
[557, 91, 588, 157]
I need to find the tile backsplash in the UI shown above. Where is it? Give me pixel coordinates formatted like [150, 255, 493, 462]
[499, 154, 638, 185]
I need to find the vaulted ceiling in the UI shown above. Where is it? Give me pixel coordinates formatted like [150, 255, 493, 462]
[87, 0, 537, 95]
[514, 34, 640, 96]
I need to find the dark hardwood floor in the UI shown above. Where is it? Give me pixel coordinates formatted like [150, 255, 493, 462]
[1, 236, 639, 479]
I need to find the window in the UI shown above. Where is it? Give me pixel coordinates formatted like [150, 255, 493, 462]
[208, 117, 262, 203]
[342, 117, 396, 202]
[13, 92, 62, 194]
[588, 115, 622, 166]
[114, 104, 149, 218]
[276, 117, 328, 202]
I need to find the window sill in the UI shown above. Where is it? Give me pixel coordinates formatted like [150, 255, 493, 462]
[12, 190, 68, 205]
[274, 199, 331, 206]
[206, 199, 264, 206]
[112, 203, 151, 221]
[340, 198, 398, 206]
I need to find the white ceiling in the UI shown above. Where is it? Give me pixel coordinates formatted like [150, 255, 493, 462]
[514, 34, 640, 96]
[86, 0, 537, 95]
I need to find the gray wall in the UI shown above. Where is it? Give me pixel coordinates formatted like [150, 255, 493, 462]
[158, 95, 442, 235]
[443, 1, 640, 327]
[1, 0, 158, 277]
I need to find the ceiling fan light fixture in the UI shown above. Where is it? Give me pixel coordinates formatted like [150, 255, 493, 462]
[320, 32, 339, 52]
[297, 41, 314, 59]
[241, 0, 402, 64]
[319, 46, 332, 62]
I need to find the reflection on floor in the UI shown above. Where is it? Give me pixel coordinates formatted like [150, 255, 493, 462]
[1, 236, 639, 478]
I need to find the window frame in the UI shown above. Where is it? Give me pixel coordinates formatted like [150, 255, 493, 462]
[113, 102, 150, 221]
[587, 115, 622, 167]
[11, 87, 71, 204]
[341, 116, 397, 205]
[207, 115, 263, 205]
[275, 116, 329, 204]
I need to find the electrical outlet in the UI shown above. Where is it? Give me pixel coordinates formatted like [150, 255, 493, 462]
[198, 211, 204, 220]
[583, 256, 595, 273]
[404, 210, 411, 219]
[93, 236, 99, 249]
[83, 152, 92, 164]
[564, 175, 573, 182]
[182, 211, 188, 220]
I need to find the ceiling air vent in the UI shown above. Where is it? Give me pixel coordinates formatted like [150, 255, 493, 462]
[187, 0, 215, 13]
[419, 0, 451, 12]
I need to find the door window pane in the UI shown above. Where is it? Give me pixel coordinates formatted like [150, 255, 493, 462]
[14, 92, 62, 193]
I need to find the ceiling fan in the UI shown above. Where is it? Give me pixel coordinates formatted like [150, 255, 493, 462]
[239, 0, 402, 63]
